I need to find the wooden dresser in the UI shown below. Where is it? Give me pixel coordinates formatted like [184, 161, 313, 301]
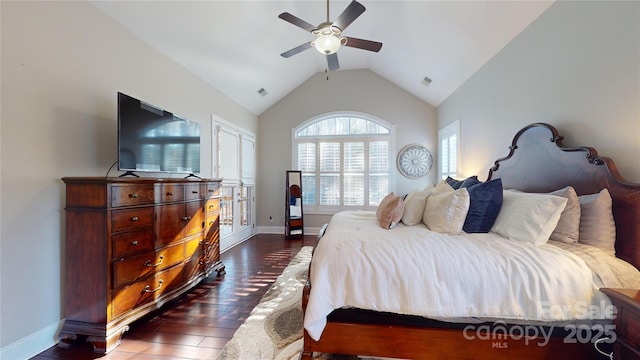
[58, 177, 224, 354]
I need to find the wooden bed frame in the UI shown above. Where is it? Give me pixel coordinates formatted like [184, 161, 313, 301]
[301, 123, 640, 360]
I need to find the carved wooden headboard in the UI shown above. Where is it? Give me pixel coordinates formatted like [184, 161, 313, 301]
[487, 123, 640, 270]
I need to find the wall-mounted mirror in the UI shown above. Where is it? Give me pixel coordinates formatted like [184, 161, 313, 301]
[285, 170, 303, 238]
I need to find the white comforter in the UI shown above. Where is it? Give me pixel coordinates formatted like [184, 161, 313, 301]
[304, 211, 640, 341]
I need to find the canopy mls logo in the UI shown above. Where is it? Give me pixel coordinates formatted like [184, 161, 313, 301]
[462, 321, 617, 348]
[462, 321, 554, 348]
[462, 300, 618, 348]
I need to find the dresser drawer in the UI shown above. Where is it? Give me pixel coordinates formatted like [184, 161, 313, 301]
[111, 185, 155, 207]
[203, 236, 220, 264]
[183, 256, 201, 281]
[111, 207, 154, 233]
[206, 211, 219, 231]
[206, 198, 220, 213]
[111, 279, 155, 319]
[185, 238, 201, 260]
[185, 184, 201, 201]
[619, 346, 640, 360]
[621, 307, 640, 349]
[156, 263, 185, 297]
[185, 201, 204, 238]
[112, 229, 154, 259]
[112, 251, 156, 288]
[156, 242, 186, 271]
[205, 182, 220, 198]
[157, 184, 185, 203]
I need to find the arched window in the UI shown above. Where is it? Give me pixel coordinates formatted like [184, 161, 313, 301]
[293, 112, 394, 212]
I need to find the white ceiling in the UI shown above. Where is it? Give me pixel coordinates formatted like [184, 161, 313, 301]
[90, 0, 554, 115]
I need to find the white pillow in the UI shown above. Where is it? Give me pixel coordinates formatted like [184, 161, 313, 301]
[401, 188, 434, 226]
[491, 190, 568, 245]
[578, 189, 616, 256]
[432, 180, 454, 195]
[423, 187, 470, 234]
[549, 186, 581, 244]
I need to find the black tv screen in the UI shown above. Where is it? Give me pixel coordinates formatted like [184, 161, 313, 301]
[118, 92, 200, 175]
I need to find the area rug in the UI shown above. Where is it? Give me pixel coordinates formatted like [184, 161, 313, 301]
[216, 246, 356, 360]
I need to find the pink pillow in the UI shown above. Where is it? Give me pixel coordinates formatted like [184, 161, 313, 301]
[376, 192, 405, 229]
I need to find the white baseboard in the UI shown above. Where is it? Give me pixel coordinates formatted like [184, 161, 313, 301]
[0, 320, 62, 360]
[256, 225, 283, 234]
[256, 226, 321, 237]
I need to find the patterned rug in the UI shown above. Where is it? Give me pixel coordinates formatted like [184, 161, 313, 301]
[216, 246, 356, 360]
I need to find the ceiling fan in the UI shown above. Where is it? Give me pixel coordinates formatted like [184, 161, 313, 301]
[278, 0, 383, 71]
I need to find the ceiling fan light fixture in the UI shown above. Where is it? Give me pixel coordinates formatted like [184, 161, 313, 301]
[312, 23, 342, 54]
[313, 33, 341, 54]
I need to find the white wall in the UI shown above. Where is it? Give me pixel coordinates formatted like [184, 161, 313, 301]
[438, 1, 640, 183]
[0, 1, 257, 358]
[257, 69, 437, 230]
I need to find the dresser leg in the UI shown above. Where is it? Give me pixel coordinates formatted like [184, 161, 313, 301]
[57, 321, 129, 354]
[215, 262, 226, 276]
[56, 333, 77, 350]
[86, 325, 129, 354]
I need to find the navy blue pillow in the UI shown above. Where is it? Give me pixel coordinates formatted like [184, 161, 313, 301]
[462, 178, 503, 233]
[446, 175, 478, 190]
[460, 176, 481, 188]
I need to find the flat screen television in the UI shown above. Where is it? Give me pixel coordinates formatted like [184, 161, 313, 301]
[118, 92, 200, 176]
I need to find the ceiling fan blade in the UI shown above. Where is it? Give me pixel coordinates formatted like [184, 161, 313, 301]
[333, 1, 366, 31]
[281, 42, 313, 58]
[278, 12, 316, 32]
[343, 37, 383, 52]
[327, 53, 339, 71]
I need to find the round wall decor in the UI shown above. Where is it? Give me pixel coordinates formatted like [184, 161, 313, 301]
[396, 144, 433, 179]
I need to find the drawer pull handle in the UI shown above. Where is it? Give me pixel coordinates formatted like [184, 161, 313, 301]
[192, 190, 198, 194]
[183, 216, 192, 221]
[131, 216, 139, 222]
[144, 255, 164, 267]
[166, 192, 173, 197]
[143, 280, 163, 293]
[131, 240, 138, 246]
[129, 193, 138, 199]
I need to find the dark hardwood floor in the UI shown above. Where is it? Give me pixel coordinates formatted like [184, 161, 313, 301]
[33, 234, 317, 360]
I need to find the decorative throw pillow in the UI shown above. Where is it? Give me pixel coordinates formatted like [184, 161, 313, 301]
[401, 187, 435, 226]
[462, 178, 503, 233]
[376, 192, 405, 229]
[423, 187, 470, 234]
[548, 186, 581, 243]
[460, 176, 481, 188]
[578, 189, 616, 255]
[490, 190, 568, 245]
[432, 180, 455, 195]
[446, 176, 479, 190]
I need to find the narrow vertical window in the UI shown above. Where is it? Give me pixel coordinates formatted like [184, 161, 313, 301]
[438, 120, 460, 180]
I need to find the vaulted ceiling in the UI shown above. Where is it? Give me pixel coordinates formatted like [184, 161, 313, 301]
[90, 1, 554, 115]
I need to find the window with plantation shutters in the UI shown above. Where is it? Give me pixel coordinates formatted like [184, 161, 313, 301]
[439, 120, 460, 180]
[294, 113, 393, 212]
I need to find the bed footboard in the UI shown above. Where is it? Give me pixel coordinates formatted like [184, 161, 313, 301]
[301, 270, 605, 360]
